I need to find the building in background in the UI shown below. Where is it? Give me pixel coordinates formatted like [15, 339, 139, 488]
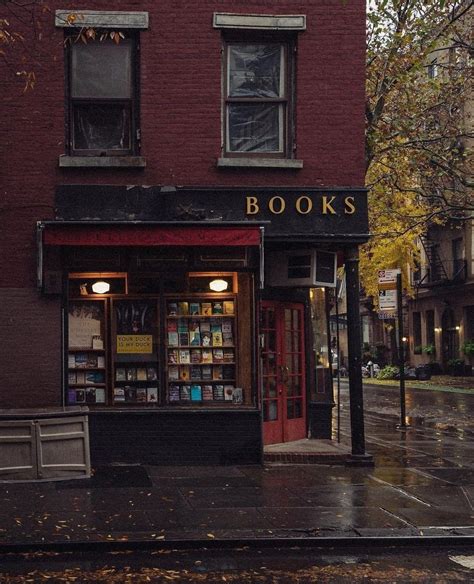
[0, 1, 370, 465]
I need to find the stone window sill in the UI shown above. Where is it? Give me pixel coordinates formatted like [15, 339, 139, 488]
[59, 156, 146, 168]
[217, 158, 303, 169]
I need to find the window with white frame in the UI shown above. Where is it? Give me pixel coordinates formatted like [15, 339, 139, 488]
[224, 41, 292, 156]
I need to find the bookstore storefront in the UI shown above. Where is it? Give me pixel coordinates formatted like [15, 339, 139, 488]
[39, 185, 369, 465]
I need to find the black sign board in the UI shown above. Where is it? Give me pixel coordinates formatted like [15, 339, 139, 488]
[55, 185, 369, 243]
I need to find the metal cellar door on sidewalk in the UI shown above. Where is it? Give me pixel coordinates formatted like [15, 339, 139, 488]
[261, 301, 306, 445]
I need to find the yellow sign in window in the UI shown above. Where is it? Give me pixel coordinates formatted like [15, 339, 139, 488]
[117, 335, 153, 354]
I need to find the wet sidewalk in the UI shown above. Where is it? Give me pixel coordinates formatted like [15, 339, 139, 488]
[2, 404, 474, 549]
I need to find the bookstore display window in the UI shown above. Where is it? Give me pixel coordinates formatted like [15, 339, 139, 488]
[66, 271, 252, 408]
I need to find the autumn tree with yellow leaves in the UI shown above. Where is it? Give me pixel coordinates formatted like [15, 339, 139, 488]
[361, 0, 473, 300]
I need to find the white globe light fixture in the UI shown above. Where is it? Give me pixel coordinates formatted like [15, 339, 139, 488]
[209, 279, 228, 292]
[92, 280, 111, 294]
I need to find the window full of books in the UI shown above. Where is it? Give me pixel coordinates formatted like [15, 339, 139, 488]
[66, 272, 250, 408]
[165, 297, 243, 404]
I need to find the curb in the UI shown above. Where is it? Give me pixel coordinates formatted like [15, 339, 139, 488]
[2, 535, 474, 554]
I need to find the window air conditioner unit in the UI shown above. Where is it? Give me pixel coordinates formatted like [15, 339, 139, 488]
[266, 250, 337, 287]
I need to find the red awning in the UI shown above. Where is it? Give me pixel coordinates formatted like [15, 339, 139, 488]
[43, 225, 261, 247]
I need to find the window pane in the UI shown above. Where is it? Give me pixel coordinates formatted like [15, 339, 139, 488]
[72, 40, 132, 99]
[228, 103, 283, 152]
[73, 104, 131, 151]
[228, 44, 283, 98]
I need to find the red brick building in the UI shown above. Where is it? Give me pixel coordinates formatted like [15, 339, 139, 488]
[0, 1, 369, 465]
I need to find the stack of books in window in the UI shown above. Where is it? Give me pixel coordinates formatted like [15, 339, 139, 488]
[113, 363, 158, 404]
[67, 350, 106, 404]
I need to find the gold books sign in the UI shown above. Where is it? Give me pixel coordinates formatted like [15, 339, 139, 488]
[117, 335, 153, 354]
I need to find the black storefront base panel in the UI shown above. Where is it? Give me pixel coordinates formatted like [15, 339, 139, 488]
[89, 410, 262, 466]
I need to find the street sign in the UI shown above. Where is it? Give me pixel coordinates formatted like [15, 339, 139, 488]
[379, 288, 397, 311]
[377, 269, 401, 285]
[378, 311, 396, 320]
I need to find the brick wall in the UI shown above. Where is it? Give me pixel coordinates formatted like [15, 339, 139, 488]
[0, 289, 62, 408]
[0, 0, 366, 289]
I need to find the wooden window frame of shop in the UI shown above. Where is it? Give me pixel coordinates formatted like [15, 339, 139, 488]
[65, 272, 255, 409]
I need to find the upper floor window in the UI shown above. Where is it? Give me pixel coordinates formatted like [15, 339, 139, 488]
[224, 41, 293, 158]
[67, 34, 138, 156]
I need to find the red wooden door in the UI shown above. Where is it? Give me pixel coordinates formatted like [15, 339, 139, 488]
[261, 301, 306, 445]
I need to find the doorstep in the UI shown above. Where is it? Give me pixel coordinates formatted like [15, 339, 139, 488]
[263, 439, 350, 464]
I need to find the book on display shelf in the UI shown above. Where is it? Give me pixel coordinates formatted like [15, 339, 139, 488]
[224, 385, 235, 401]
[68, 371, 76, 384]
[222, 364, 235, 380]
[210, 318, 221, 333]
[167, 302, 178, 316]
[212, 331, 223, 347]
[179, 349, 190, 364]
[190, 384, 202, 401]
[169, 385, 180, 401]
[126, 367, 137, 381]
[179, 366, 190, 381]
[75, 389, 86, 403]
[167, 319, 178, 332]
[222, 332, 234, 347]
[76, 371, 86, 384]
[201, 332, 212, 347]
[212, 302, 223, 315]
[178, 302, 189, 315]
[201, 302, 212, 316]
[68, 354, 76, 368]
[201, 365, 212, 380]
[179, 332, 189, 346]
[232, 387, 243, 404]
[168, 365, 179, 381]
[168, 332, 179, 346]
[202, 349, 212, 364]
[190, 349, 202, 363]
[125, 387, 137, 402]
[190, 365, 201, 380]
[147, 387, 158, 402]
[189, 302, 200, 315]
[202, 385, 213, 400]
[95, 388, 106, 403]
[137, 367, 147, 381]
[147, 366, 158, 381]
[189, 331, 201, 346]
[180, 385, 191, 400]
[137, 388, 147, 402]
[86, 354, 98, 368]
[189, 320, 200, 333]
[114, 388, 125, 402]
[178, 320, 188, 333]
[116, 367, 126, 381]
[200, 321, 211, 334]
[213, 385, 224, 400]
[213, 349, 224, 363]
[223, 349, 234, 363]
[97, 355, 105, 368]
[85, 388, 96, 403]
[86, 371, 104, 384]
[222, 319, 232, 333]
[168, 349, 178, 364]
[213, 365, 223, 380]
[68, 390, 76, 403]
[223, 301, 234, 315]
[75, 353, 87, 368]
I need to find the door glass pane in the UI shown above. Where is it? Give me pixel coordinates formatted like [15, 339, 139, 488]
[264, 352, 277, 375]
[285, 334, 293, 353]
[267, 308, 275, 329]
[228, 44, 282, 98]
[292, 309, 299, 330]
[294, 399, 302, 418]
[267, 377, 277, 398]
[268, 330, 276, 352]
[293, 354, 300, 374]
[293, 332, 300, 352]
[286, 399, 294, 419]
[227, 103, 282, 153]
[265, 400, 278, 422]
[72, 39, 132, 98]
[293, 378, 301, 397]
